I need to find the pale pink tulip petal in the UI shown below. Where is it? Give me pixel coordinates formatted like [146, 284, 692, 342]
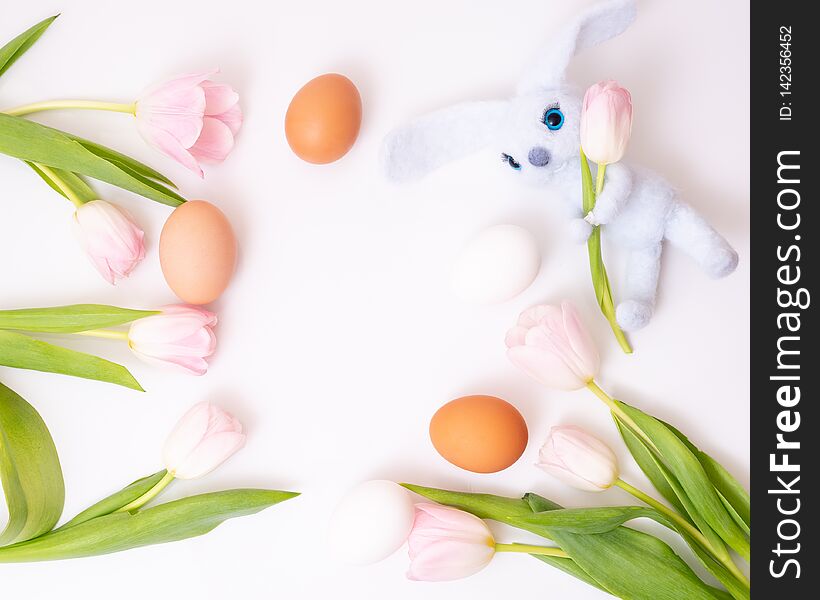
[128, 305, 218, 375]
[136, 85, 206, 148]
[561, 301, 599, 381]
[507, 346, 588, 390]
[406, 504, 495, 582]
[158, 304, 217, 325]
[580, 80, 632, 164]
[504, 326, 528, 348]
[215, 103, 243, 135]
[162, 402, 211, 470]
[537, 426, 619, 492]
[72, 200, 145, 284]
[134, 70, 240, 176]
[162, 402, 245, 479]
[137, 124, 203, 177]
[517, 304, 558, 328]
[407, 539, 494, 582]
[189, 117, 235, 164]
[201, 80, 240, 115]
[171, 431, 246, 479]
[506, 302, 599, 390]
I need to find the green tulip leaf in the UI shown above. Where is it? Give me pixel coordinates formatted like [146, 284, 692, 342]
[0, 304, 157, 333]
[0, 489, 298, 562]
[0, 382, 65, 546]
[512, 505, 665, 535]
[616, 418, 689, 516]
[659, 418, 750, 532]
[0, 114, 184, 207]
[679, 528, 750, 600]
[0, 330, 142, 391]
[0, 15, 58, 79]
[403, 484, 730, 600]
[26, 162, 98, 203]
[616, 402, 750, 561]
[64, 135, 177, 188]
[522, 493, 749, 599]
[58, 470, 168, 531]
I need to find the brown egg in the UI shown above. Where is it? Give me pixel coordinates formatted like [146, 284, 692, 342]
[429, 395, 528, 474]
[285, 73, 362, 164]
[159, 200, 237, 304]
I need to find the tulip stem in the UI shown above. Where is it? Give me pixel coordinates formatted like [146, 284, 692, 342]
[73, 328, 130, 341]
[2, 99, 136, 117]
[34, 163, 84, 208]
[579, 151, 632, 354]
[585, 381, 656, 451]
[615, 479, 749, 589]
[116, 471, 175, 513]
[595, 163, 607, 197]
[495, 543, 569, 558]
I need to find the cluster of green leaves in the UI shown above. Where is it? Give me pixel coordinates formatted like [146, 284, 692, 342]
[0, 304, 157, 390]
[0, 382, 297, 562]
[613, 402, 750, 599]
[403, 402, 750, 600]
[0, 16, 185, 207]
[404, 484, 731, 600]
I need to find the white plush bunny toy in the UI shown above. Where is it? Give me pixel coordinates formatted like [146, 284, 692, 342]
[380, 0, 738, 331]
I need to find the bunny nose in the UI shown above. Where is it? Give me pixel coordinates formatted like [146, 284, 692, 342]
[528, 146, 551, 167]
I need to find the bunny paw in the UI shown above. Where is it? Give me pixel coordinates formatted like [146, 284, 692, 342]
[570, 218, 593, 243]
[703, 246, 739, 279]
[616, 300, 653, 331]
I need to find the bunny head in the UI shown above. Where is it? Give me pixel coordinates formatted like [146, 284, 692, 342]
[381, 0, 636, 187]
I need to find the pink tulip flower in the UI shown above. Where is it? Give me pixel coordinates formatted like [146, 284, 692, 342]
[580, 80, 633, 165]
[135, 70, 242, 177]
[72, 199, 145, 284]
[505, 301, 599, 390]
[162, 401, 246, 479]
[127, 305, 217, 375]
[407, 503, 496, 582]
[537, 426, 619, 492]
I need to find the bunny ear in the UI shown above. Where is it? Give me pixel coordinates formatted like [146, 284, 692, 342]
[517, 0, 637, 95]
[380, 100, 508, 183]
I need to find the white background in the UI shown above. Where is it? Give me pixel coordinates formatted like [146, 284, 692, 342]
[0, 1, 749, 598]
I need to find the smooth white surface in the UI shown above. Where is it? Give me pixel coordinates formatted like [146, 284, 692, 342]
[0, 1, 749, 598]
[327, 480, 416, 565]
[451, 224, 541, 304]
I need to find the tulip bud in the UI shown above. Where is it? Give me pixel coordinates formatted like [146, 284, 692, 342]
[505, 301, 599, 390]
[162, 401, 245, 479]
[537, 426, 619, 492]
[127, 305, 217, 375]
[407, 503, 496, 581]
[327, 480, 416, 565]
[72, 199, 145, 284]
[580, 80, 633, 165]
[136, 71, 242, 177]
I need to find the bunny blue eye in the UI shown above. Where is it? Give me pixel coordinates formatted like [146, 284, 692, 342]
[543, 108, 564, 130]
[501, 153, 521, 171]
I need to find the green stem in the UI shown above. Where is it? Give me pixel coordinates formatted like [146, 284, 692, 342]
[2, 99, 136, 117]
[585, 381, 658, 452]
[73, 329, 130, 341]
[615, 479, 749, 589]
[34, 163, 85, 208]
[595, 163, 607, 197]
[580, 151, 632, 354]
[495, 543, 569, 558]
[115, 471, 175, 513]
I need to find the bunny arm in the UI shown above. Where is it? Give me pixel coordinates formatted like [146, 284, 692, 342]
[585, 162, 633, 225]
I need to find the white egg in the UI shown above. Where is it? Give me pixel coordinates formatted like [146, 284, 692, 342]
[451, 224, 541, 304]
[327, 480, 416, 565]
